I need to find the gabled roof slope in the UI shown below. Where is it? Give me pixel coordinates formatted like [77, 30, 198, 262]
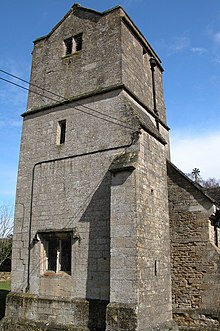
[167, 160, 215, 204]
[204, 187, 220, 207]
[34, 3, 162, 66]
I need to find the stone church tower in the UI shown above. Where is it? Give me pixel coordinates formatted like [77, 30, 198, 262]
[3, 4, 220, 331]
[2, 4, 178, 331]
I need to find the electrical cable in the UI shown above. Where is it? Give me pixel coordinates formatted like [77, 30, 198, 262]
[0, 77, 60, 103]
[0, 69, 135, 130]
[0, 75, 133, 130]
[0, 69, 64, 101]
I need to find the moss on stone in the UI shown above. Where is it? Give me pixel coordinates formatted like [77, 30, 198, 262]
[0, 317, 90, 331]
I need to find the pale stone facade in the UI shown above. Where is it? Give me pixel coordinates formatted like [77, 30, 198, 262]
[1, 4, 220, 331]
[168, 163, 220, 330]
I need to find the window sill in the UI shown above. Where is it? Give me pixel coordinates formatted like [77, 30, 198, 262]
[41, 271, 71, 278]
[62, 51, 81, 59]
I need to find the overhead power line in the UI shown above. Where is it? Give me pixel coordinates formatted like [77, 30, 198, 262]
[0, 77, 60, 103]
[0, 69, 64, 101]
[1, 69, 132, 128]
[0, 69, 136, 131]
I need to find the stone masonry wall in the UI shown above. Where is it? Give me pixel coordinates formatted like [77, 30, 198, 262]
[121, 20, 167, 124]
[9, 90, 143, 330]
[121, 21, 170, 159]
[12, 90, 138, 294]
[2, 293, 90, 331]
[7, 4, 177, 330]
[27, 6, 171, 157]
[27, 7, 122, 111]
[136, 131, 175, 330]
[31, 158, 111, 300]
[167, 162, 220, 330]
[109, 166, 137, 305]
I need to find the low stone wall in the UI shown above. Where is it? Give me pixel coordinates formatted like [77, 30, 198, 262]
[174, 309, 220, 331]
[4, 293, 89, 329]
[1, 292, 110, 331]
[0, 272, 10, 282]
[2, 293, 178, 331]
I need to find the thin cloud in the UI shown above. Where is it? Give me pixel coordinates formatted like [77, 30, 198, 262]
[191, 47, 208, 55]
[170, 131, 220, 180]
[0, 119, 22, 128]
[0, 60, 24, 150]
[207, 28, 220, 48]
[0, 169, 17, 200]
[0, 78, 28, 108]
[168, 36, 190, 54]
[0, 57, 29, 109]
[156, 36, 191, 55]
[205, 29, 220, 62]
[213, 31, 220, 44]
[213, 56, 220, 64]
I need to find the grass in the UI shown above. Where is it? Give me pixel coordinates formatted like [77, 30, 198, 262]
[0, 281, 10, 291]
[0, 281, 10, 320]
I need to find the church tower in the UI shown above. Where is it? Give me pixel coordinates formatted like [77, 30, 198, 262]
[3, 4, 177, 331]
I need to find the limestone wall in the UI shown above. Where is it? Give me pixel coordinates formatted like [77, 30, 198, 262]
[7, 4, 177, 330]
[12, 91, 137, 295]
[136, 131, 174, 330]
[167, 162, 220, 330]
[27, 7, 122, 112]
[121, 19, 166, 124]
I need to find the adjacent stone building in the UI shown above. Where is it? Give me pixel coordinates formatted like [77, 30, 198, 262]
[168, 163, 220, 330]
[1, 4, 220, 331]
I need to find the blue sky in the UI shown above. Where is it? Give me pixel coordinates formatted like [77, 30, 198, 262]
[1, 0, 220, 205]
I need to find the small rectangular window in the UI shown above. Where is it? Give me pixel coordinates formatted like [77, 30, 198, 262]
[40, 232, 72, 275]
[63, 33, 83, 56]
[58, 120, 66, 145]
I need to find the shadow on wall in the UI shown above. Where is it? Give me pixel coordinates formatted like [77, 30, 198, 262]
[80, 171, 111, 331]
[0, 289, 10, 320]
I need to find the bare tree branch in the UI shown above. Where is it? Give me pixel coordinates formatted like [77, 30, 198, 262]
[0, 205, 13, 267]
[186, 170, 220, 188]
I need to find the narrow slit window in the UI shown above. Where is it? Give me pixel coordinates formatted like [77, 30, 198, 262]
[58, 120, 66, 145]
